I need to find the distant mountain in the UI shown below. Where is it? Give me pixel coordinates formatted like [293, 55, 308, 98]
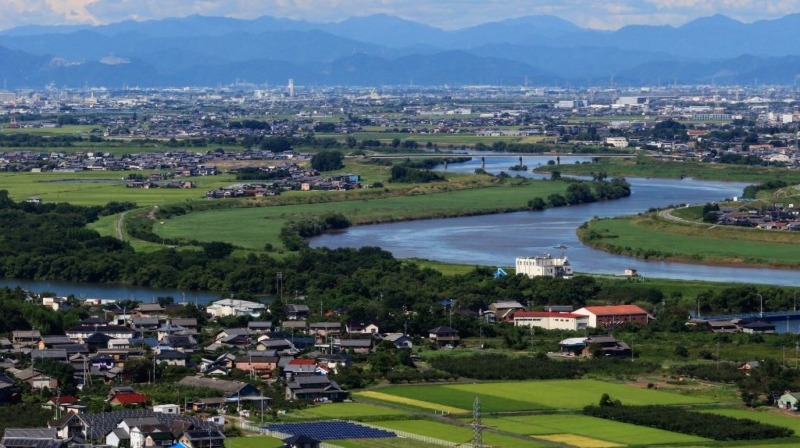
[3, 13, 800, 87]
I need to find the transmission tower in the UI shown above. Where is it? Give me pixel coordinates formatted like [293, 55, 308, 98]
[471, 396, 484, 448]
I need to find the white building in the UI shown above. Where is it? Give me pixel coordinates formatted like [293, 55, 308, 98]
[153, 404, 181, 415]
[605, 137, 628, 148]
[515, 254, 573, 279]
[513, 311, 589, 331]
[207, 299, 266, 318]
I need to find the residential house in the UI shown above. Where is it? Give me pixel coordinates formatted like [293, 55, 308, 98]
[582, 336, 632, 358]
[740, 321, 776, 334]
[778, 392, 800, 411]
[38, 335, 74, 349]
[179, 430, 226, 448]
[381, 333, 413, 350]
[234, 353, 279, 380]
[334, 339, 372, 354]
[247, 321, 273, 334]
[281, 434, 320, 448]
[345, 320, 379, 334]
[177, 376, 267, 407]
[309, 322, 342, 340]
[155, 350, 188, 366]
[109, 392, 148, 407]
[488, 301, 526, 322]
[283, 358, 317, 380]
[286, 304, 310, 321]
[1, 428, 66, 448]
[207, 299, 266, 318]
[573, 305, 649, 329]
[66, 325, 135, 343]
[285, 376, 347, 402]
[428, 326, 460, 348]
[12, 330, 41, 347]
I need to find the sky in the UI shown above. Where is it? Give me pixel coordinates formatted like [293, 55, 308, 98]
[2, 0, 800, 31]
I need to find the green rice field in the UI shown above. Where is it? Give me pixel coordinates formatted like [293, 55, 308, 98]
[281, 402, 409, 420]
[372, 419, 547, 447]
[481, 414, 709, 445]
[0, 171, 235, 206]
[364, 379, 713, 413]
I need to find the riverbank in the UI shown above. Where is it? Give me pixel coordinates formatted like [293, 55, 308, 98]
[533, 156, 800, 183]
[578, 213, 800, 269]
[150, 176, 628, 250]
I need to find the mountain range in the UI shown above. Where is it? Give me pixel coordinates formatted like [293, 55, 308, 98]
[2, 13, 800, 88]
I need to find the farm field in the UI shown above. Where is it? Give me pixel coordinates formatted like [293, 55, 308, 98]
[700, 408, 800, 433]
[480, 414, 709, 446]
[580, 215, 800, 268]
[372, 419, 548, 447]
[332, 438, 444, 448]
[281, 402, 410, 420]
[225, 436, 284, 448]
[366, 379, 714, 414]
[0, 171, 235, 206]
[153, 180, 570, 249]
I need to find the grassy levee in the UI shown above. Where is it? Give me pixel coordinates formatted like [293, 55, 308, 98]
[579, 214, 800, 268]
[152, 179, 571, 250]
[534, 156, 800, 183]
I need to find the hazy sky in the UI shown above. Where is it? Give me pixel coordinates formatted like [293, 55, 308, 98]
[2, 0, 800, 31]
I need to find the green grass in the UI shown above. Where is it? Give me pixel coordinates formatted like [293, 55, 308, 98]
[331, 438, 444, 448]
[0, 171, 236, 206]
[0, 125, 96, 135]
[534, 157, 800, 183]
[700, 408, 800, 434]
[372, 419, 547, 447]
[225, 436, 284, 448]
[374, 379, 713, 413]
[581, 215, 800, 267]
[281, 402, 410, 420]
[483, 414, 709, 445]
[153, 179, 570, 249]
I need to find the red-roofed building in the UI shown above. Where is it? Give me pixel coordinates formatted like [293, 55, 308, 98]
[513, 311, 589, 331]
[573, 305, 649, 329]
[109, 392, 148, 407]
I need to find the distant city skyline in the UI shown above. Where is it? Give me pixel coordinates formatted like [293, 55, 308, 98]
[2, 0, 800, 32]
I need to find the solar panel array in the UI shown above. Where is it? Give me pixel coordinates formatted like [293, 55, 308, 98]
[263, 421, 396, 441]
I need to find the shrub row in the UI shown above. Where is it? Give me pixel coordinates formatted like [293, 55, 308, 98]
[583, 404, 793, 440]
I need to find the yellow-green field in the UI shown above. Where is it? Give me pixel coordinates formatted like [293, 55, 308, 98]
[365, 379, 714, 413]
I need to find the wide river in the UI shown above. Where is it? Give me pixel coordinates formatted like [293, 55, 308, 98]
[311, 155, 800, 287]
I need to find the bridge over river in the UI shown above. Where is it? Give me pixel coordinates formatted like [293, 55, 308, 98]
[362, 152, 631, 159]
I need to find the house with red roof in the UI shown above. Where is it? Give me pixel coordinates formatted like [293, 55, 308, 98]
[109, 392, 148, 407]
[573, 305, 649, 329]
[512, 311, 589, 331]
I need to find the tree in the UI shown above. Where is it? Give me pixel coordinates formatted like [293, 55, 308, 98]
[528, 197, 546, 211]
[260, 136, 293, 153]
[550, 170, 561, 180]
[310, 150, 344, 171]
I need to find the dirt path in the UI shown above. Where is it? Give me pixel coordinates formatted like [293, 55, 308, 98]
[114, 211, 128, 241]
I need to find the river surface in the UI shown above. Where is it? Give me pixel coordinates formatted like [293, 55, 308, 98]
[0, 278, 221, 304]
[311, 155, 800, 287]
